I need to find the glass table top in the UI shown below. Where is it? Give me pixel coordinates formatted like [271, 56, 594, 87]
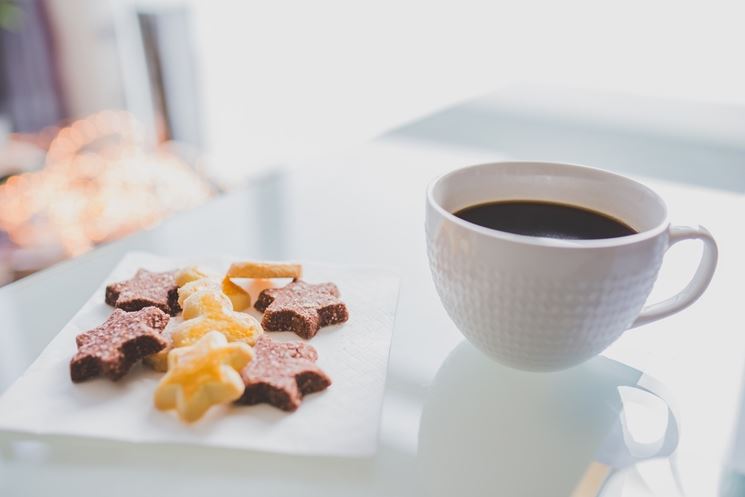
[1, 136, 744, 496]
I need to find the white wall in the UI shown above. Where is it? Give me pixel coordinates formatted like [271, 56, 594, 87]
[128, 0, 745, 178]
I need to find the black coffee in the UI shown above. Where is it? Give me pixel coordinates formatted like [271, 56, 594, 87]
[454, 200, 636, 240]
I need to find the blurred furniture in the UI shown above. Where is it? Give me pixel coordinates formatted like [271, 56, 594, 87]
[0, 0, 65, 132]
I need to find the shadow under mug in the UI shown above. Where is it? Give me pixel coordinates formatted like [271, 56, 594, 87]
[425, 161, 718, 371]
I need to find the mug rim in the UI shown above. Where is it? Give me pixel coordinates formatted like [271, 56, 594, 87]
[426, 160, 670, 249]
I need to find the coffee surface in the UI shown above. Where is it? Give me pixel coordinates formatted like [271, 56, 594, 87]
[453, 200, 636, 240]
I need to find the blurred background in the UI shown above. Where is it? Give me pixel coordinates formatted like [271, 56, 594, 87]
[0, 0, 743, 285]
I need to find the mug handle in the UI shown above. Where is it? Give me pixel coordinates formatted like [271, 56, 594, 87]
[630, 225, 718, 329]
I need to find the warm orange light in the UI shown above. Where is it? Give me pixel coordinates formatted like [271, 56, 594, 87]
[0, 110, 213, 256]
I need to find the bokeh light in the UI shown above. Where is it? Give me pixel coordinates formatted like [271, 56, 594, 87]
[0, 110, 213, 258]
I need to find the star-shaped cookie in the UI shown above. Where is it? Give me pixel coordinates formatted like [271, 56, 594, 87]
[254, 280, 349, 339]
[175, 266, 252, 312]
[144, 283, 262, 372]
[106, 269, 181, 315]
[170, 289, 263, 348]
[177, 277, 223, 311]
[70, 307, 170, 382]
[154, 331, 253, 422]
[222, 261, 303, 311]
[174, 266, 209, 287]
[235, 335, 331, 411]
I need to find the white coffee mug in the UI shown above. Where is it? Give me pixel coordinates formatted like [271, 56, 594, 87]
[425, 161, 718, 371]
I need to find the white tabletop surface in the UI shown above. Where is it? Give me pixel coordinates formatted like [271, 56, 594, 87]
[1, 135, 744, 496]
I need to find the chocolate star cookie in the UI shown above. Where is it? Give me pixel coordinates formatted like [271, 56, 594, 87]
[235, 335, 331, 411]
[70, 307, 170, 382]
[106, 269, 181, 315]
[254, 280, 349, 339]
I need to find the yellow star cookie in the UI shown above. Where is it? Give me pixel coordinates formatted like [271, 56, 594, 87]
[145, 288, 234, 372]
[154, 331, 253, 422]
[221, 261, 304, 311]
[171, 290, 263, 348]
[179, 278, 225, 314]
[177, 265, 250, 311]
[227, 261, 303, 280]
[175, 266, 210, 287]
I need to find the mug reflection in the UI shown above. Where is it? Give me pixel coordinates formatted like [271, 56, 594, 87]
[417, 341, 677, 496]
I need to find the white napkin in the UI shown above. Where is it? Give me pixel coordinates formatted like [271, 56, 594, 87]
[0, 252, 400, 457]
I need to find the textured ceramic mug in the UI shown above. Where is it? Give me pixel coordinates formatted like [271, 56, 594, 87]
[425, 161, 718, 371]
